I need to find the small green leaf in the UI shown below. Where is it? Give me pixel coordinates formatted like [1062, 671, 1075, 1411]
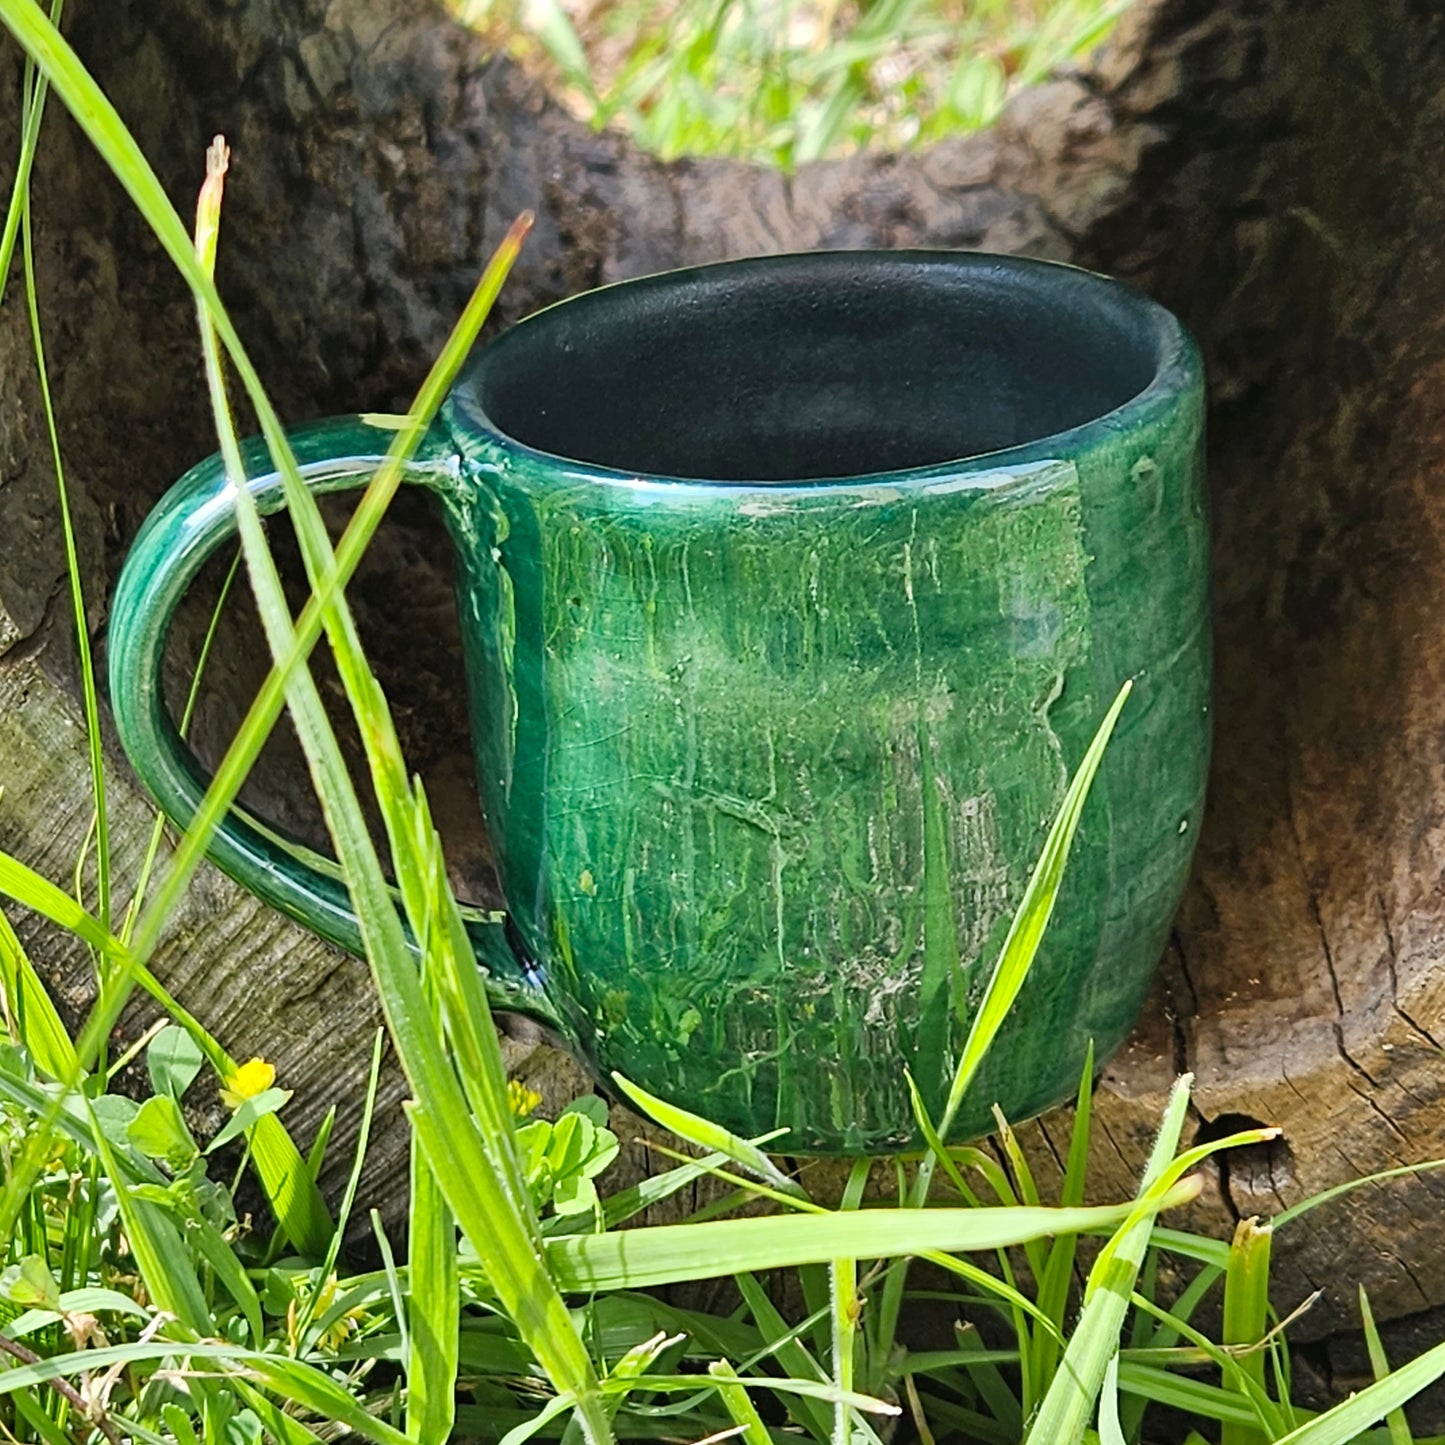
[127, 1094, 199, 1167]
[88, 1092, 140, 1150]
[207, 1086, 292, 1153]
[262, 1268, 302, 1315]
[584, 1127, 619, 1181]
[225, 1407, 264, 1445]
[0, 905, 75, 1081]
[5, 1286, 152, 1340]
[162, 1404, 201, 1445]
[516, 1119, 551, 1177]
[546, 1112, 591, 1180]
[553, 1174, 600, 1217]
[147, 1023, 204, 1101]
[0, 1255, 61, 1310]
[561, 1094, 609, 1128]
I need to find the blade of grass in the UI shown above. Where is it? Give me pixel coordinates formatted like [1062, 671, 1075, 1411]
[371, 1208, 410, 1361]
[0, 905, 76, 1079]
[1099, 1351, 1126, 1445]
[21, 134, 109, 937]
[611, 1073, 808, 1200]
[185, 1206, 266, 1346]
[498, 1394, 579, 1445]
[940, 678, 1132, 1138]
[1119, 1255, 1225, 1441]
[830, 1158, 870, 1445]
[548, 1192, 1197, 1293]
[600, 1146, 780, 1229]
[0, 0, 59, 307]
[405, 1133, 459, 1443]
[1024, 1074, 1194, 1445]
[81, 1092, 211, 1333]
[1125, 1287, 1290, 1439]
[951, 1325, 1024, 1440]
[1221, 1216, 1273, 1445]
[599, 1373, 896, 1415]
[1033, 1041, 1094, 1396]
[1268, 1337, 1445, 1445]
[734, 1271, 832, 1442]
[878, 683, 1131, 1363]
[186, 139, 611, 1443]
[1115, 1362, 1270, 1431]
[1360, 1287, 1414, 1445]
[292, 1027, 386, 1350]
[708, 1360, 772, 1445]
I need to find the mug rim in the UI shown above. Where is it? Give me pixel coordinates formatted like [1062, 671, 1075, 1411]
[454, 248, 1200, 494]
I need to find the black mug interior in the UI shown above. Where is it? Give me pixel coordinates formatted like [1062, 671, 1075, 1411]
[466, 251, 1173, 483]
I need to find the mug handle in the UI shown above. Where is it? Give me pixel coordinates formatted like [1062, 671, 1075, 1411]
[107, 414, 557, 1025]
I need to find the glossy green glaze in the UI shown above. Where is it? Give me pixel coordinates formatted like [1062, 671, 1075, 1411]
[110, 251, 1208, 1153]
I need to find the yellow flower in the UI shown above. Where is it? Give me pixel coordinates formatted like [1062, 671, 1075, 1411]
[508, 1080, 542, 1118]
[287, 1273, 365, 1354]
[220, 1057, 276, 1110]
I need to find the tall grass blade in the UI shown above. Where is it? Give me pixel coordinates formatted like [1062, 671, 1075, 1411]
[187, 135, 609, 1443]
[1126, 1285, 1288, 1437]
[406, 1134, 460, 1443]
[1269, 1336, 1445, 1445]
[1360, 1287, 1415, 1445]
[548, 1193, 1195, 1293]
[1025, 1074, 1194, 1445]
[291, 1027, 385, 1349]
[1099, 1351, 1126, 1445]
[81, 1092, 211, 1332]
[734, 1270, 833, 1441]
[708, 1360, 772, 1445]
[1033, 1041, 1094, 1395]
[829, 1158, 871, 1445]
[22, 194, 110, 935]
[0, 0, 59, 306]
[0, 906, 75, 1079]
[879, 685, 1130, 1367]
[939, 678, 1131, 1136]
[1221, 1216, 1273, 1445]
[612, 1072, 808, 1200]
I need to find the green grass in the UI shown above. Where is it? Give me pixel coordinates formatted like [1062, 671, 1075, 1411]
[455, 0, 1134, 167]
[3, 2, 1445, 1442]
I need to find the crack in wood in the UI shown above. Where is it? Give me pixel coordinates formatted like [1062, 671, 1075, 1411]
[1340, 1075, 1411, 1151]
[1395, 1252, 1431, 1309]
[1283, 785, 1389, 1095]
[1331, 1020, 1382, 1091]
[1034, 1116, 1068, 1182]
[1377, 889, 1444, 1051]
[1168, 929, 1197, 1078]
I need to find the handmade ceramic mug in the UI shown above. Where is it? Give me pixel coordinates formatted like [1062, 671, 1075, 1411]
[109, 251, 1208, 1153]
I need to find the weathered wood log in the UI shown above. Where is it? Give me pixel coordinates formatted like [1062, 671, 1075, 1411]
[3, 0, 1445, 1399]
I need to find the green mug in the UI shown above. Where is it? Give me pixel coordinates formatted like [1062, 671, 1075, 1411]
[109, 250, 1208, 1153]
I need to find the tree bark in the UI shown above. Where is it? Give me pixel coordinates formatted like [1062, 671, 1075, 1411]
[3, 0, 1445, 1397]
